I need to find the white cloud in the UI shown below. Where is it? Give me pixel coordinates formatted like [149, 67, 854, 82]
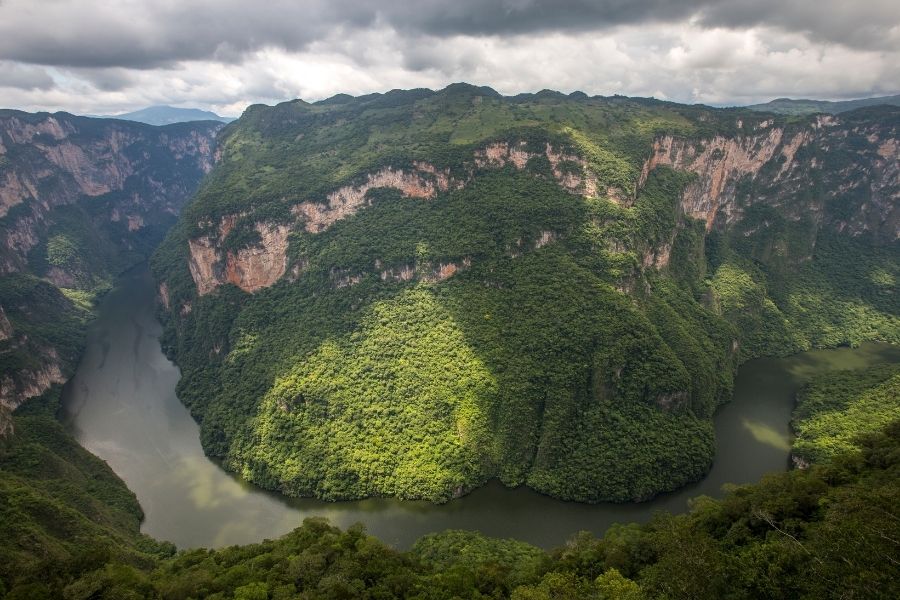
[1, 21, 897, 116]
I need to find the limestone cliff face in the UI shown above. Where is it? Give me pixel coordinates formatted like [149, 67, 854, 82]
[0, 306, 11, 341]
[185, 141, 591, 296]
[0, 110, 222, 274]
[189, 222, 291, 295]
[293, 166, 451, 233]
[638, 113, 899, 240]
[475, 141, 600, 197]
[639, 126, 786, 230]
[0, 109, 223, 408]
[0, 347, 65, 410]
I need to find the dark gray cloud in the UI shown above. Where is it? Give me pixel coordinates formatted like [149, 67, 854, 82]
[0, 1, 897, 70]
[696, 0, 900, 49]
[0, 0, 896, 115]
[0, 61, 54, 90]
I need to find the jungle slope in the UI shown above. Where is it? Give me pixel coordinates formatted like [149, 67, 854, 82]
[792, 363, 900, 466]
[153, 85, 900, 504]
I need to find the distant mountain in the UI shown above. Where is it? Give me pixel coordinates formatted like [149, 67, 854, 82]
[747, 94, 900, 115]
[100, 105, 235, 125]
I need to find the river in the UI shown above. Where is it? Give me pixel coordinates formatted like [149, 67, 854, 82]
[61, 265, 900, 550]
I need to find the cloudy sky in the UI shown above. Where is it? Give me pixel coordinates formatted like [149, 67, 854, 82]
[1, 0, 898, 117]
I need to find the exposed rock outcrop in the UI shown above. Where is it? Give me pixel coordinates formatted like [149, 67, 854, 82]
[377, 259, 472, 284]
[642, 241, 673, 269]
[0, 110, 222, 274]
[188, 236, 222, 296]
[293, 166, 451, 233]
[0, 307, 11, 341]
[639, 128, 786, 230]
[379, 263, 416, 283]
[475, 141, 599, 197]
[223, 223, 290, 293]
[639, 114, 899, 240]
[534, 230, 558, 249]
[189, 221, 290, 295]
[0, 348, 66, 409]
[158, 282, 171, 311]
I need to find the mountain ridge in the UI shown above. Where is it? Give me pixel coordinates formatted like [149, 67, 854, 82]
[746, 94, 900, 115]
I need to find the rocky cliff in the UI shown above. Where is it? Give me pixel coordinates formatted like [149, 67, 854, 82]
[638, 112, 899, 240]
[185, 140, 605, 296]
[0, 110, 220, 274]
[0, 110, 221, 408]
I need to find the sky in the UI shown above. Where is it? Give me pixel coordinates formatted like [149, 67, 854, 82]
[1, 0, 898, 117]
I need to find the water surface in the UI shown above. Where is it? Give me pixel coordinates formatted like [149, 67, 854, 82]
[63, 266, 900, 549]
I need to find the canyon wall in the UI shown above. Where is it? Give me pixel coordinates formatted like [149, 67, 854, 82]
[0, 110, 221, 273]
[183, 111, 899, 300]
[0, 110, 222, 408]
[186, 141, 598, 296]
[638, 114, 899, 239]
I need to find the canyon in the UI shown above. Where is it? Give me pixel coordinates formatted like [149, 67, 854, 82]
[0, 110, 221, 408]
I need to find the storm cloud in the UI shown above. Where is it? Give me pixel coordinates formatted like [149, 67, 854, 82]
[0, 0, 897, 115]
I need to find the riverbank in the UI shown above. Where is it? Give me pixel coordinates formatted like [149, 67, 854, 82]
[59, 263, 900, 549]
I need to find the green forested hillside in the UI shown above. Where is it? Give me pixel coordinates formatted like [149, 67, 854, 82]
[0, 393, 173, 598]
[153, 85, 899, 503]
[792, 364, 900, 465]
[747, 94, 900, 115]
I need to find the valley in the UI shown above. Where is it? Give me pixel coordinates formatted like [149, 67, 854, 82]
[62, 262, 900, 549]
[0, 85, 897, 598]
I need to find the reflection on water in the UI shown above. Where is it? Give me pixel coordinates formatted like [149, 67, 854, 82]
[62, 266, 900, 550]
[741, 418, 792, 451]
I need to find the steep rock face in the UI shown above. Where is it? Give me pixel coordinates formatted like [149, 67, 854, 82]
[639, 126, 787, 230]
[188, 236, 221, 296]
[639, 112, 899, 240]
[187, 141, 598, 296]
[224, 223, 290, 292]
[0, 110, 222, 408]
[188, 221, 289, 295]
[293, 166, 451, 233]
[475, 141, 600, 197]
[0, 306, 11, 341]
[0, 348, 65, 409]
[0, 110, 222, 274]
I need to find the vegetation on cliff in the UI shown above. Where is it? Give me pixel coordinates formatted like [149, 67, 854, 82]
[792, 363, 900, 465]
[0, 392, 174, 598]
[153, 86, 899, 504]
